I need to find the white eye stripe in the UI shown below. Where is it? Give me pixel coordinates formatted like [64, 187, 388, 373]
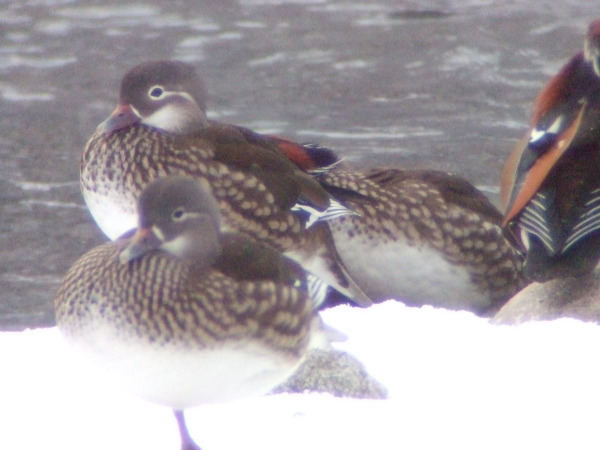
[147, 87, 196, 104]
[140, 91, 206, 133]
[171, 210, 203, 221]
[173, 91, 196, 103]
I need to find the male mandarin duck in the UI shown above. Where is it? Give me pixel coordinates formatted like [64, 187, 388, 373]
[81, 60, 369, 306]
[274, 144, 524, 316]
[56, 176, 328, 450]
[501, 19, 600, 281]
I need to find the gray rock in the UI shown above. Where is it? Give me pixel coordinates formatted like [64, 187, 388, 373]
[272, 349, 388, 400]
[493, 270, 600, 325]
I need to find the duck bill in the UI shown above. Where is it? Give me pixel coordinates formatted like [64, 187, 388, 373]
[97, 103, 140, 133]
[119, 227, 162, 264]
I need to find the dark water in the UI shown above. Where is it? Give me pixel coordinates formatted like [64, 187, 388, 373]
[1, 0, 597, 330]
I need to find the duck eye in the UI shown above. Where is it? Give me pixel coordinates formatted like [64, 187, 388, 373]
[172, 207, 186, 221]
[148, 86, 165, 99]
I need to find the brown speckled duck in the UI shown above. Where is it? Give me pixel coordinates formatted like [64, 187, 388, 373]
[276, 145, 525, 316]
[80, 60, 369, 305]
[55, 176, 325, 450]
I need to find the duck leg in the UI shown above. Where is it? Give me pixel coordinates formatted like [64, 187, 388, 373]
[173, 410, 202, 450]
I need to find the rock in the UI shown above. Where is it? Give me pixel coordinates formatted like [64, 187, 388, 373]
[493, 270, 600, 325]
[272, 349, 388, 399]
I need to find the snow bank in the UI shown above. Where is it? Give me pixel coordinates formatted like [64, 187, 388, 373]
[2, 301, 600, 449]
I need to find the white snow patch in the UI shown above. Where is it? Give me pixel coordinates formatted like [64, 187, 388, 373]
[2, 301, 600, 449]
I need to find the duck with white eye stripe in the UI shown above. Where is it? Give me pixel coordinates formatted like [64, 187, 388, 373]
[55, 176, 329, 450]
[81, 60, 370, 306]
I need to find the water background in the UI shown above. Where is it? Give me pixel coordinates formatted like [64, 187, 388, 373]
[1, 0, 598, 330]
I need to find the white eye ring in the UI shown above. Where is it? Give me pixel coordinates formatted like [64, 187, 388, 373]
[172, 207, 187, 221]
[148, 85, 165, 99]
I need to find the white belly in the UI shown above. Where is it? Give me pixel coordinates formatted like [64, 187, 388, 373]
[83, 188, 138, 240]
[68, 330, 301, 410]
[331, 227, 491, 312]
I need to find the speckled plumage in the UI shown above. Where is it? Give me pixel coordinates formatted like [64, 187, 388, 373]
[313, 166, 525, 315]
[82, 124, 313, 247]
[80, 61, 368, 305]
[55, 176, 320, 450]
[55, 239, 312, 354]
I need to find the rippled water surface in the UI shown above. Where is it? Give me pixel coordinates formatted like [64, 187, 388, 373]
[1, 0, 597, 329]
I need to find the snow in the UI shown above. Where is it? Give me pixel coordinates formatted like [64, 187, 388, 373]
[2, 300, 600, 450]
